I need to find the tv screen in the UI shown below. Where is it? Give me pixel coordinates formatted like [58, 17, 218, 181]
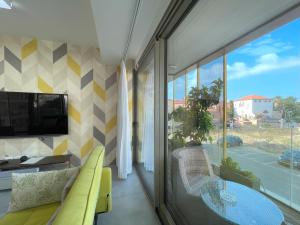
[0, 91, 68, 137]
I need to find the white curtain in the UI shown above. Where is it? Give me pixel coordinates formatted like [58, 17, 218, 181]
[141, 70, 154, 172]
[116, 60, 132, 179]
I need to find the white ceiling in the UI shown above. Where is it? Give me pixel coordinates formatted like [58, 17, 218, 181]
[0, 0, 170, 65]
[91, 0, 170, 65]
[1, 0, 297, 68]
[0, 0, 98, 47]
[168, 0, 300, 74]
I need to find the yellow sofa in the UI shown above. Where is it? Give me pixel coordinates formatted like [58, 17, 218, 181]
[0, 145, 112, 225]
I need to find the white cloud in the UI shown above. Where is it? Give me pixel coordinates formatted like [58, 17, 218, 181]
[227, 53, 300, 80]
[236, 35, 294, 56]
[200, 62, 223, 86]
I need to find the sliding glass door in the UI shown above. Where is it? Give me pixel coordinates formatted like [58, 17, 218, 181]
[167, 57, 225, 225]
[165, 4, 300, 225]
[226, 18, 300, 212]
[136, 50, 155, 203]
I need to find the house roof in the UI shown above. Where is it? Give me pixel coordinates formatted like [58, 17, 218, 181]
[237, 95, 270, 101]
[173, 99, 185, 104]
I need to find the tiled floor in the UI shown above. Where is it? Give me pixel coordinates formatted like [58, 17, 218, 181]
[0, 166, 161, 225]
[136, 163, 155, 201]
[98, 166, 161, 225]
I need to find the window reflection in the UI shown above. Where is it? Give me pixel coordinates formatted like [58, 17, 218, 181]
[136, 57, 155, 202]
[166, 17, 300, 225]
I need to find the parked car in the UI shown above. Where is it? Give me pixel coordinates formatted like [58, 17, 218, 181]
[278, 150, 300, 169]
[217, 135, 243, 147]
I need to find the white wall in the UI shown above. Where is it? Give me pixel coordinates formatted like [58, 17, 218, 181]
[234, 100, 253, 118]
[234, 99, 273, 119]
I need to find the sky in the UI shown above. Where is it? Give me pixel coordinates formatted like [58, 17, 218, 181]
[169, 18, 300, 101]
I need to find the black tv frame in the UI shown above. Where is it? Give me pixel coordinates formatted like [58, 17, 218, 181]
[0, 91, 68, 138]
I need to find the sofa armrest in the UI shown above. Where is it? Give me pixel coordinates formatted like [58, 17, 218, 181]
[96, 167, 112, 214]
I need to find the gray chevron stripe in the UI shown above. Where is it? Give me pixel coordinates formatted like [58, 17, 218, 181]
[93, 127, 105, 145]
[106, 137, 117, 154]
[93, 104, 105, 123]
[39, 137, 53, 149]
[4, 47, 21, 73]
[81, 69, 93, 89]
[105, 72, 117, 90]
[0, 60, 4, 75]
[53, 43, 67, 63]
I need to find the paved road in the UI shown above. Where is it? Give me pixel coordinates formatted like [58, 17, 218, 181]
[203, 144, 300, 211]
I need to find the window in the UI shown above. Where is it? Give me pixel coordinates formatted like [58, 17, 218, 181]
[227, 18, 300, 212]
[186, 68, 197, 95]
[166, 16, 300, 225]
[136, 54, 155, 202]
[199, 57, 224, 165]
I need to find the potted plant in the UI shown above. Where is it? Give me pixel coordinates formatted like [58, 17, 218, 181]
[170, 79, 223, 147]
[220, 157, 260, 191]
[168, 130, 186, 151]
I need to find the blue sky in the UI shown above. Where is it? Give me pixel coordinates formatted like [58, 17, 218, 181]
[227, 18, 300, 101]
[170, 18, 300, 101]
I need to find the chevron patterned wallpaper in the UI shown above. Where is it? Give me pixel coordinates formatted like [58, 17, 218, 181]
[0, 35, 129, 165]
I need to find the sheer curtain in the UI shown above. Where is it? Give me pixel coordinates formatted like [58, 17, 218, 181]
[116, 60, 132, 179]
[141, 70, 154, 172]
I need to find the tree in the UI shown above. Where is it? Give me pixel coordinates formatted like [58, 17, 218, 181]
[274, 96, 300, 123]
[227, 100, 234, 121]
[170, 78, 223, 146]
[170, 106, 186, 122]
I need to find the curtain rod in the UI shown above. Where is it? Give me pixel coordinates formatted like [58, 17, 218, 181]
[122, 0, 142, 62]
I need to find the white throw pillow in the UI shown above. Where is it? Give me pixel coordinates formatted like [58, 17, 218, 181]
[9, 167, 79, 212]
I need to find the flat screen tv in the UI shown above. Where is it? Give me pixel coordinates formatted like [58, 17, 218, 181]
[0, 91, 68, 137]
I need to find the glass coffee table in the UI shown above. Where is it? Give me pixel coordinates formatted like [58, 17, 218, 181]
[200, 178, 285, 225]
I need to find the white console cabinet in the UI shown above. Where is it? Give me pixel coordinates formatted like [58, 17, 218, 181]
[0, 168, 39, 190]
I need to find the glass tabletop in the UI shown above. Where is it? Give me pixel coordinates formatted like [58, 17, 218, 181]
[200, 178, 284, 225]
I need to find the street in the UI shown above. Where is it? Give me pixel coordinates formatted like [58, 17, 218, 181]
[203, 144, 300, 212]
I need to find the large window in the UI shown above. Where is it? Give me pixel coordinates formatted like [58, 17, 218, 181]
[166, 16, 300, 225]
[227, 18, 300, 211]
[136, 54, 155, 202]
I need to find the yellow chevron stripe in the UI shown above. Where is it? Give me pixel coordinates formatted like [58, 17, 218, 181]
[67, 55, 81, 76]
[80, 138, 94, 158]
[93, 81, 106, 101]
[69, 104, 81, 124]
[22, 38, 37, 59]
[53, 139, 68, 155]
[128, 99, 133, 112]
[137, 98, 144, 111]
[106, 116, 117, 133]
[38, 77, 53, 93]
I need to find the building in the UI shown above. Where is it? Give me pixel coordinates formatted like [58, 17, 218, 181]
[234, 95, 273, 119]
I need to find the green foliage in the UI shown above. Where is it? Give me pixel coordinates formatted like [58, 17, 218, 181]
[274, 96, 300, 123]
[220, 157, 257, 181]
[171, 106, 186, 122]
[228, 100, 234, 121]
[168, 131, 186, 150]
[170, 78, 223, 146]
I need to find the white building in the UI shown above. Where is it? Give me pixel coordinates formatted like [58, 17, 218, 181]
[234, 95, 273, 119]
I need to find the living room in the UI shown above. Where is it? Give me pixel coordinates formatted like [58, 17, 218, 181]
[1, 0, 300, 225]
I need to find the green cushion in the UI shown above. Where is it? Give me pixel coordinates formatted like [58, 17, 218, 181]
[96, 167, 112, 213]
[0, 146, 108, 225]
[0, 203, 59, 225]
[52, 146, 104, 225]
